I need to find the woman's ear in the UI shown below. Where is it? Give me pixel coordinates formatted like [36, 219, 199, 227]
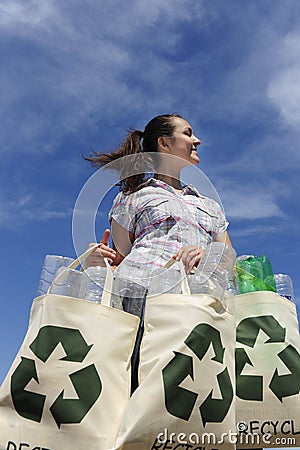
[157, 136, 170, 152]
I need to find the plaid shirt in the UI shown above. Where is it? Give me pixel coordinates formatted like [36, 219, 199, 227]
[108, 178, 228, 283]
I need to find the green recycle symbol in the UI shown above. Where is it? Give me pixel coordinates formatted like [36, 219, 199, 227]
[236, 315, 300, 402]
[162, 323, 233, 426]
[10, 325, 102, 427]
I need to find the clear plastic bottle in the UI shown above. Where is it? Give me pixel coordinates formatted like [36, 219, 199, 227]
[148, 266, 182, 296]
[48, 267, 82, 297]
[188, 271, 222, 296]
[112, 262, 148, 317]
[226, 270, 240, 296]
[274, 273, 294, 302]
[37, 255, 74, 296]
[191, 242, 237, 301]
[78, 266, 107, 303]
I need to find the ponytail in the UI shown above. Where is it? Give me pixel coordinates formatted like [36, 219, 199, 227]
[84, 129, 147, 193]
[84, 113, 182, 193]
[85, 129, 143, 165]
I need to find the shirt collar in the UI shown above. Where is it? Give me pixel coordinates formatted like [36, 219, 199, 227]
[143, 177, 202, 197]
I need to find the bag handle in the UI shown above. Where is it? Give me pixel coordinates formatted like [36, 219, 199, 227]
[164, 257, 191, 296]
[50, 244, 113, 307]
[100, 258, 114, 307]
[67, 244, 100, 270]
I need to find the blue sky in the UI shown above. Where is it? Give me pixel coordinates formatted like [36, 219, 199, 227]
[0, 0, 300, 404]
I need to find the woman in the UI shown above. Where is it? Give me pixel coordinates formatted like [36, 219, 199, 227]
[85, 114, 232, 392]
[86, 113, 231, 278]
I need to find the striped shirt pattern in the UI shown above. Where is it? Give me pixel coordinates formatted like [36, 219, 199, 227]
[109, 177, 228, 280]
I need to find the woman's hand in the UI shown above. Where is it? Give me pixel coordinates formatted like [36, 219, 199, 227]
[86, 229, 117, 267]
[173, 245, 205, 273]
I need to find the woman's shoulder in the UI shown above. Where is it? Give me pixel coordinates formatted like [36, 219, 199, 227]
[111, 178, 155, 206]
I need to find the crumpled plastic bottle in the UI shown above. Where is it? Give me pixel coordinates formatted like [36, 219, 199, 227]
[274, 273, 294, 302]
[236, 254, 276, 294]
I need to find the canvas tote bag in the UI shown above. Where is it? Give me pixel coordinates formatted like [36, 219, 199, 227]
[113, 262, 236, 450]
[235, 291, 300, 448]
[0, 246, 140, 450]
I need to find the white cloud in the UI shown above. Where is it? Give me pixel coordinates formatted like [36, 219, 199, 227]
[267, 33, 300, 128]
[1, 0, 299, 158]
[0, 0, 40, 25]
[268, 68, 300, 126]
[222, 189, 283, 220]
[0, 0, 59, 28]
[0, 193, 72, 228]
[0, 0, 207, 154]
[231, 224, 278, 238]
[197, 8, 300, 131]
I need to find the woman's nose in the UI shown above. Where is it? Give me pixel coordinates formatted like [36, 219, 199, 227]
[193, 135, 201, 146]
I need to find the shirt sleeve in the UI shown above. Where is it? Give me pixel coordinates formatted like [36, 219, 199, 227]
[108, 191, 136, 233]
[213, 203, 229, 238]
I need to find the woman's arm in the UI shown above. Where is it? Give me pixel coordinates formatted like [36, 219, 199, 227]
[86, 219, 134, 269]
[215, 230, 232, 246]
[110, 218, 134, 268]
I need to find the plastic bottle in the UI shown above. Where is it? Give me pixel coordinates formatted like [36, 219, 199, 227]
[78, 266, 107, 303]
[191, 242, 237, 301]
[236, 255, 276, 294]
[112, 262, 148, 317]
[37, 255, 74, 296]
[48, 267, 82, 297]
[274, 273, 294, 302]
[257, 255, 276, 292]
[148, 266, 182, 296]
[226, 270, 240, 296]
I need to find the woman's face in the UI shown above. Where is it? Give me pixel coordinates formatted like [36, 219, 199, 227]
[162, 117, 201, 166]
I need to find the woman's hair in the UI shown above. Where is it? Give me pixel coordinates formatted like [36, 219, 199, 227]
[84, 113, 182, 193]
